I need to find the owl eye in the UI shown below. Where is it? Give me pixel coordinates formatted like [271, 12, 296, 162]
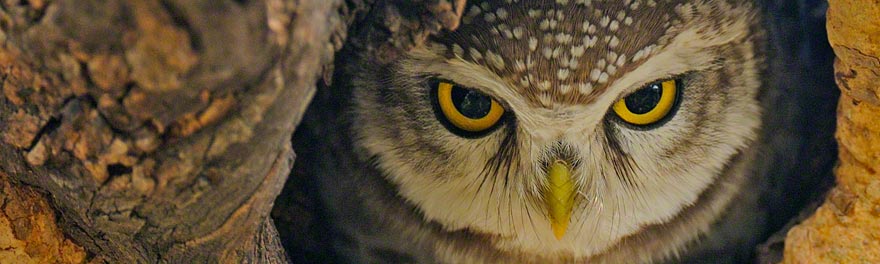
[612, 79, 680, 126]
[435, 81, 505, 133]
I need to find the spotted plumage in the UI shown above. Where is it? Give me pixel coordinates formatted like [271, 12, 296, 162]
[294, 0, 825, 263]
[438, 0, 693, 107]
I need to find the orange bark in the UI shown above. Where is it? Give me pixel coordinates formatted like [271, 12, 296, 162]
[783, 1, 880, 263]
[0, 173, 89, 264]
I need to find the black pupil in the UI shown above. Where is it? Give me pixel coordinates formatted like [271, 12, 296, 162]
[624, 83, 663, 114]
[451, 86, 492, 119]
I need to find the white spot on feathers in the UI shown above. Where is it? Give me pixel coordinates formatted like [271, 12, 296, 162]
[486, 50, 505, 69]
[496, 8, 509, 20]
[557, 69, 570, 80]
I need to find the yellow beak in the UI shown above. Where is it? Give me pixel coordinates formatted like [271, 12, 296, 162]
[546, 160, 574, 240]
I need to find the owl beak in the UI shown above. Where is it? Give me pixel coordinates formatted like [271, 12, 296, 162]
[546, 160, 574, 240]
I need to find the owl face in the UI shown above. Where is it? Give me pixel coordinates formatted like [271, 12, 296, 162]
[350, 0, 762, 260]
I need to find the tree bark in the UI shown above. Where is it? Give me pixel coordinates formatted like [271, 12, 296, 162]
[0, 0, 337, 262]
[1, 172, 89, 263]
[0, 0, 465, 262]
[783, 1, 880, 263]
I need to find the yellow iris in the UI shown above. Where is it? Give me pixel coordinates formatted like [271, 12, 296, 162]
[437, 81, 505, 132]
[612, 79, 678, 125]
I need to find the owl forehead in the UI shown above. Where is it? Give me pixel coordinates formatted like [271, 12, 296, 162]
[433, 0, 689, 107]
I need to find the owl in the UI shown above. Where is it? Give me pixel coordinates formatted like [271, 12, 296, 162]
[290, 0, 833, 263]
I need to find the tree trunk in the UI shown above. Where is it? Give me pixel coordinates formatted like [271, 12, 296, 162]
[0, 0, 326, 262]
[782, 1, 880, 263]
[0, 0, 466, 262]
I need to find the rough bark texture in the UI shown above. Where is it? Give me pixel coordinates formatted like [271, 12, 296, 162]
[0, 0, 466, 262]
[0, 0, 341, 262]
[0, 172, 90, 263]
[783, 1, 880, 263]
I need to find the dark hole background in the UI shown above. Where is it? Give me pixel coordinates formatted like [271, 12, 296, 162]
[270, 0, 839, 263]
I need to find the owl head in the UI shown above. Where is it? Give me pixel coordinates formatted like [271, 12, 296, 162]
[350, 0, 763, 260]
